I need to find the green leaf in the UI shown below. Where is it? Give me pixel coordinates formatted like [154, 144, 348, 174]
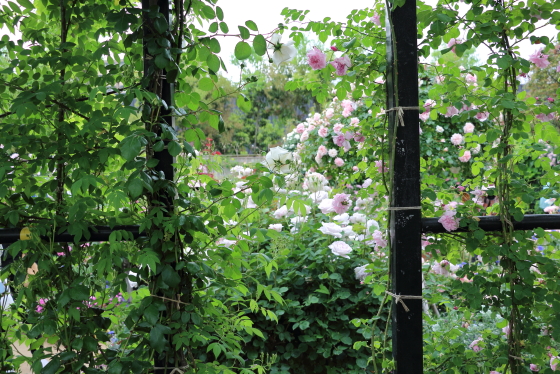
[207, 54, 220, 73]
[216, 6, 224, 21]
[234, 41, 252, 60]
[155, 53, 169, 69]
[199, 77, 214, 91]
[342, 37, 357, 49]
[69, 285, 89, 301]
[245, 20, 258, 31]
[208, 22, 218, 33]
[149, 324, 169, 353]
[162, 265, 181, 288]
[17, 0, 34, 10]
[238, 25, 250, 40]
[35, 92, 46, 101]
[108, 361, 123, 374]
[236, 94, 252, 112]
[253, 34, 266, 56]
[201, 5, 215, 19]
[219, 22, 229, 33]
[128, 178, 143, 198]
[208, 38, 221, 53]
[120, 136, 141, 161]
[42, 357, 61, 374]
[167, 140, 182, 157]
[154, 17, 168, 33]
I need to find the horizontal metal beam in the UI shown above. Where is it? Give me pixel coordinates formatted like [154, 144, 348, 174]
[422, 214, 560, 234]
[0, 226, 143, 245]
[0, 214, 558, 245]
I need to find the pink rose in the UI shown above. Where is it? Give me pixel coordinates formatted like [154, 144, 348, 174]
[419, 111, 430, 121]
[350, 117, 360, 125]
[330, 56, 352, 76]
[465, 73, 477, 84]
[551, 356, 560, 371]
[445, 106, 459, 117]
[371, 13, 381, 26]
[530, 364, 538, 372]
[332, 193, 351, 214]
[318, 127, 329, 138]
[307, 47, 327, 70]
[296, 123, 306, 134]
[469, 337, 483, 352]
[333, 123, 344, 134]
[459, 150, 471, 162]
[463, 122, 475, 133]
[438, 211, 460, 232]
[318, 222, 344, 238]
[476, 111, 489, 121]
[334, 157, 345, 167]
[325, 108, 334, 119]
[372, 230, 387, 248]
[529, 48, 550, 69]
[450, 133, 464, 145]
[317, 145, 328, 157]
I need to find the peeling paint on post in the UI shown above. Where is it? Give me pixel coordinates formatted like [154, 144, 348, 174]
[385, 0, 423, 373]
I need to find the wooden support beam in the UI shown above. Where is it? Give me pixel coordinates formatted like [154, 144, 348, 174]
[422, 214, 560, 234]
[386, 1, 423, 373]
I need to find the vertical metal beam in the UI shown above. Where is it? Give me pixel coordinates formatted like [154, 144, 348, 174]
[386, 1, 423, 373]
[143, 1, 175, 373]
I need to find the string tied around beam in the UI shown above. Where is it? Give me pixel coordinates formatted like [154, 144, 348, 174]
[385, 106, 422, 127]
[385, 291, 423, 312]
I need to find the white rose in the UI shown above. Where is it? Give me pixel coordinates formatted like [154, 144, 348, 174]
[273, 205, 289, 219]
[269, 34, 297, 65]
[350, 213, 366, 224]
[329, 241, 353, 258]
[318, 199, 335, 214]
[264, 147, 294, 174]
[333, 213, 350, 225]
[318, 222, 343, 238]
[268, 224, 283, 232]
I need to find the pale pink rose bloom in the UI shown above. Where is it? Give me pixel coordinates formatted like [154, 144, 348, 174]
[502, 325, 510, 336]
[476, 111, 489, 121]
[350, 117, 360, 125]
[424, 99, 436, 108]
[371, 13, 381, 26]
[342, 108, 352, 117]
[330, 56, 352, 76]
[352, 166, 359, 171]
[432, 260, 450, 276]
[332, 193, 351, 214]
[295, 123, 306, 134]
[375, 160, 388, 173]
[529, 48, 550, 69]
[463, 122, 475, 133]
[333, 134, 346, 147]
[469, 337, 483, 352]
[333, 123, 344, 134]
[268, 224, 283, 232]
[557, 62, 560, 73]
[459, 150, 471, 162]
[318, 222, 344, 238]
[325, 108, 334, 119]
[362, 178, 372, 188]
[445, 105, 459, 117]
[307, 124, 316, 132]
[353, 133, 365, 142]
[544, 205, 559, 213]
[344, 131, 355, 140]
[450, 133, 464, 145]
[317, 145, 327, 157]
[318, 198, 335, 214]
[465, 73, 477, 84]
[328, 241, 352, 258]
[374, 77, 385, 84]
[39, 298, 47, 306]
[372, 230, 387, 248]
[537, 113, 555, 122]
[551, 356, 560, 371]
[438, 211, 460, 232]
[334, 157, 345, 167]
[489, 372, 501, 374]
[419, 111, 430, 121]
[435, 75, 445, 84]
[313, 113, 321, 122]
[307, 47, 327, 70]
[36, 306, 44, 313]
[530, 364, 538, 372]
[328, 148, 338, 157]
[318, 127, 329, 138]
[300, 131, 309, 142]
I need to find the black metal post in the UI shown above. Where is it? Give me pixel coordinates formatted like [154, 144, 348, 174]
[386, 1, 423, 373]
[423, 214, 560, 233]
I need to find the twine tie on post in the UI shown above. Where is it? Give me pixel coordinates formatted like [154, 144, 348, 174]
[385, 106, 422, 127]
[385, 291, 423, 312]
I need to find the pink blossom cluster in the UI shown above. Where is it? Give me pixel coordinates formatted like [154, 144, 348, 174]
[371, 230, 387, 248]
[458, 150, 471, 162]
[306, 48, 352, 76]
[438, 211, 460, 232]
[450, 133, 464, 145]
[529, 48, 550, 69]
[36, 298, 48, 313]
[469, 337, 483, 352]
[341, 100, 356, 117]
